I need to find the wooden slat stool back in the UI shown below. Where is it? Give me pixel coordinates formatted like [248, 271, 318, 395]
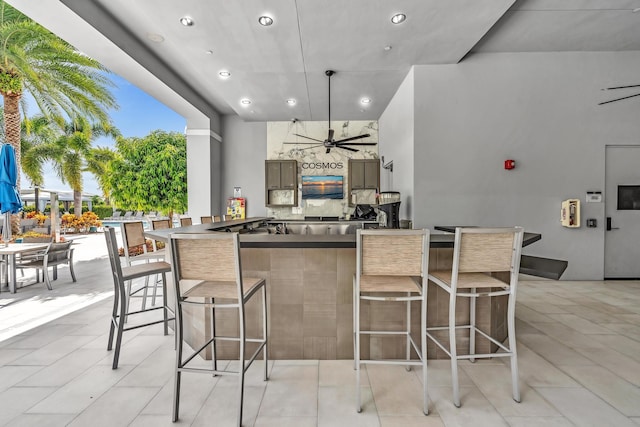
[121, 221, 165, 312]
[427, 227, 524, 407]
[354, 228, 430, 415]
[104, 226, 173, 369]
[179, 217, 192, 227]
[169, 232, 268, 426]
[200, 216, 213, 224]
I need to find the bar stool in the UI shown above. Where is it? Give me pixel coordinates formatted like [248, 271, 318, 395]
[354, 228, 430, 415]
[200, 216, 213, 224]
[213, 215, 222, 222]
[179, 217, 192, 227]
[104, 226, 174, 369]
[426, 227, 524, 407]
[121, 221, 165, 312]
[169, 232, 268, 426]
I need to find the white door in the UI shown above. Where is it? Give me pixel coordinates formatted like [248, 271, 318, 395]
[604, 145, 640, 278]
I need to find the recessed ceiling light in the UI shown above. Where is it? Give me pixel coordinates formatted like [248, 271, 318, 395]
[146, 33, 165, 43]
[361, 98, 372, 104]
[180, 16, 194, 26]
[286, 99, 296, 106]
[258, 16, 274, 26]
[384, 45, 392, 51]
[205, 50, 213, 55]
[240, 98, 252, 106]
[391, 13, 406, 24]
[633, 7, 640, 12]
[219, 71, 231, 78]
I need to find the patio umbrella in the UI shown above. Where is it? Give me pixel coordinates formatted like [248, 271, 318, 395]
[0, 144, 23, 244]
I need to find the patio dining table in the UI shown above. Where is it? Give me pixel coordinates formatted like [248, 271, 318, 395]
[0, 242, 51, 293]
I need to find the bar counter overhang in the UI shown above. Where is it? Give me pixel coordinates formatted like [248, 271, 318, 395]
[147, 218, 566, 360]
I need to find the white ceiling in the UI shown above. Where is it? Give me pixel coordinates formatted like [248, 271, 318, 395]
[9, 0, 640, 123]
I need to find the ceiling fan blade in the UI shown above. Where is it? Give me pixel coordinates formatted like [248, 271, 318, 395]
[293, 133, 324, 143]
[599, 92, 640, 105]
[283, 141, 324, 145]
[337, 145, 358, 152]
[332, 133, 371, 144]
[327, 128, 334, 142]
[298, 144, 325, 150]
[335, 142, 377, 146]
[603, 84, 640, 90]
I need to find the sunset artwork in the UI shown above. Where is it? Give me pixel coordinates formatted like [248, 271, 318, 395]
[302, 175, 343, 199]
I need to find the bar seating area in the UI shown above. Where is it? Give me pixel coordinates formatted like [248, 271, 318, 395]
[0, 229, 638, 426]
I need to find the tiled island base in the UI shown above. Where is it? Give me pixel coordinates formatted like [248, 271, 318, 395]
[181, 247, 508, 360]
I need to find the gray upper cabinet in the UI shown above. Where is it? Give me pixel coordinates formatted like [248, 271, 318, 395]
[349, 159, 380, 188]
[265, 160, 298, 206]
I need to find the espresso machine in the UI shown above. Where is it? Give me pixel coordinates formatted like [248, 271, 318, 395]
[377, 191, 401, 228]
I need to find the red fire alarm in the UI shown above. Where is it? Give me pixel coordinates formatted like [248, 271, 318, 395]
[504, 159, 516, 170]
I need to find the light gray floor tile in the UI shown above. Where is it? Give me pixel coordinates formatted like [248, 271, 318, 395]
[17, 348, 108, 387]
[142, 369, 218, 422]
[254, 416, 317, 427]
[412, 360, 474, 387]
[67, 386, 159, 427]
[511, 344, 578, 388]
[572, 346, 640, 386]
[547, 314, 615, 335]
[461, 364, 559, 417]
[503, 416, 576, 426]
[258, 380, 317, 417]
[536, 387, 636, 427]
[515, 306, 555, 324]
[319, 359, 369, 386]
[0, 386, 57, 425]
[10, 334, 96, 366]
[528, 322, 606, 350]
[589, 334, 640, 363]
[116, 346, 175, 388]
[519, 302, 567, 314]
[268, 361, 318, 382]
[192, 384, 266, 427]
[2, 324, 85, 350]
[379, 415, 445, 427]
[366, 364, 429, 416]
[429, 386, 510, 427]
[558, 365, 640, 416]
[632, 417, 640, 426]
[0, 365, 43, 392]
[318, 386, 380, 427]
[2, 413, 78, 427]
[129, 414, 189, 427]
[27, 364, 134, 414]
[517, 333, 596, 366]
[0, 348, 31, 365]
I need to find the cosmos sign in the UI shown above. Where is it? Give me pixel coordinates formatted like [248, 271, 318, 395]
[301, 162, 344, 170]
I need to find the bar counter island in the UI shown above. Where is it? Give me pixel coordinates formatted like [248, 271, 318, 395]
[146, 217, 565, 360]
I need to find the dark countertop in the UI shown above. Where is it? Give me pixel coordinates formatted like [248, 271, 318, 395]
[146, 218, 565, 279]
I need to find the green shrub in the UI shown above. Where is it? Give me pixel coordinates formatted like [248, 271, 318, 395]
[92, 205, 115, 219]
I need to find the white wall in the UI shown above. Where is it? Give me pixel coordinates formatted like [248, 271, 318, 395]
[379, 68, 415, 221]
[221, 115, 268, 217]
[412, 51, 640, 280]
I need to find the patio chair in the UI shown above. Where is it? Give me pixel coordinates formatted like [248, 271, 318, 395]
[15, 241, 76, 290]
[107, 211, 122, 221]
[20, 218, 37, 234]
[134, 211, 144, 220]
[121, 211, 133, 221]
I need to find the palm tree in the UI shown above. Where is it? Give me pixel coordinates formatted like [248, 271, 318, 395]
[23, 117, 119, 216]
[0, 1, 117, 228]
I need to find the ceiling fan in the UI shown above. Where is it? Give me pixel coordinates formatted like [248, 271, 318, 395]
[284, 70, 376, 153]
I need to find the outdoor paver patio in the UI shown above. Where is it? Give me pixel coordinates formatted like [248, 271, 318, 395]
[1, 231, 639, 426]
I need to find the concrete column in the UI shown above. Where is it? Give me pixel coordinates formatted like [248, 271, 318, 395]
[186, 125, 223, 219]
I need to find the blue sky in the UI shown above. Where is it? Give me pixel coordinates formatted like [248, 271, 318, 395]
[20, 74, 186, 195]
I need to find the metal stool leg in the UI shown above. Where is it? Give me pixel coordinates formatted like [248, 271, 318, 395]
[470, 288, 476, 363]
[173, 301, 184, 422]
[355, 291, 362, 413]
[211, 299, 218, 374]
[422, 282, 429, 415]
[237, 309, 246, 427]
[406, 293, 411, 371]
[449, 292, 460, 408]
[507, 290, 521, 403]
[262, 285, 269, 381]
